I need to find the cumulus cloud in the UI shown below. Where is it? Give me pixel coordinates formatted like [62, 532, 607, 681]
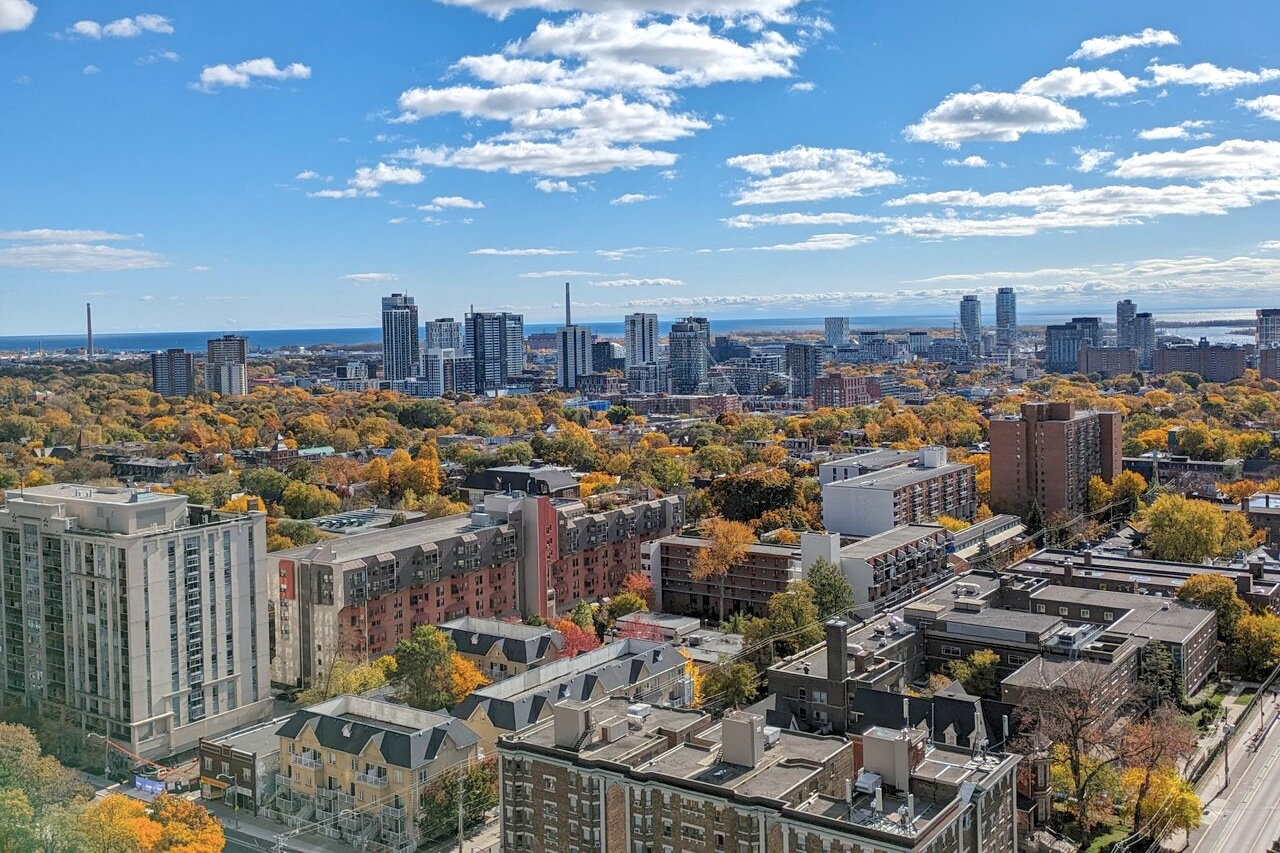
[194, 57, 311, 93]
[511, 96, 710, 143]
[1240, 95, 1280, 121]
[310, 163, 423, 199]
[0, 242, 167, 272]
[1112, 139, 1280, 179]
[83, 65, 101, 75]
[295, 170, 323, 180]
[1019, 67, 1140, 100]
[401, 139, 676, 177]
[535, 179, 577, 193]
[1069, 28, 1178, 61]
[471, 247, 575, 256]
[1149, 62, 1280, 91]
[905, 91, 1086, 144]
[596, 246, 655, 260]
[343, 272, 399, 283]
[944, 155, 989, 168]
[397, 83, 584, 121]
[433, 0, 804, 20]
[1137, 120, 1213, 140]
[0, 228, 139, 241]
[0, 0, 36, 33]
[1074, 148, 1114, 173]
[587, 277, 683, 287]
[610, 193, 657, 205]
[69, 13, 172, 39]
[420, 196, 485, 210]
[137, 49, 180, 65]
[723, 212, 876, 229]
[727, 146, 900, 205]
[789, 81, 815, 93]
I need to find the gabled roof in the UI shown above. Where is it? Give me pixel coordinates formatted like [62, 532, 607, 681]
[462, 465, 579, 495]
[276, 695, 478, 769]
[441, 616, 564, 666]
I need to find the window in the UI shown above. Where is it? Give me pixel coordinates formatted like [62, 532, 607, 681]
[1035, 604, 1046, 613]
[1080, 609, 1090, 619]
[1009, 654, 1030, 666]
[812, 690, 828, 705]
[543, 775, 556, 792]
[1058, 607, 1069, 616]
[941, 644, 962, 658]
[1104, 611, 1114, 621]
[798, 687, 807, 700]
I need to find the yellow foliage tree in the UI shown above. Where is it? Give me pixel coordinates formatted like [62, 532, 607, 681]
[934, 515, 971, 533]
[79, 794, 163, 853]
[1119, 767, 1200, 841]
[579, 472, 617, 497]
[218, 494, 264, 514]
[679, 647, 704, 708]
[691, 518, 755, 622]
[449, 653, 490, 703]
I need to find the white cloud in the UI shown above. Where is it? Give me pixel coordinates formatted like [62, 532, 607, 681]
[511, 96, 709, 143]
[190, 265, 210, 272]
[789, 81, 815, 93]
[723, 212, 876, 229]
[610, 193, 657, 205]
[194, 57, 311, 93]
[727, 146, 900, 205]
[944, 155, 989, 168]
[396, 83, 584, 122]
[295, 170, 322, 180]
[1069, 28, 1178, 61]
[1019, 67, 1140, 100]
[420, 196, 485, 211]
[471, 247, 575, 256]
[311, 163, 423, 199]
[1240, 95, 1280, 122]
[596, 246, 653, 260]
[1148, 62, 1280, 91]
[1137, 120, 1213, 140]
[307, 188, 359, 199]
[402, 139, 677, 177]
[137, 49, 180, 65]
[1073, 147, 1114, 173]
[70, 13, 172, 39]
[748, 233, 872, 251]
[0, 242, 167, 272]
[535, 179, 577, 193]
[587, 277, 683, 287]
[905, 91, 1086, 145]
[0, 0, 36, 33]
[1112, 139, 1280, 179]
[1260, 240, 1280, 251]
[0, 229, 139, 241]
[342, 272, 399, 283]
[519, 269, 606, 278]
[83, 65, 101, 75]
[433, 0, 804, 19]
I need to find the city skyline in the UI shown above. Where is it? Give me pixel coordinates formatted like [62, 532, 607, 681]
[3, 1, 1280, 335]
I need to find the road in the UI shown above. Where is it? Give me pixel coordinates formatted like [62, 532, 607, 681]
[1185, 700, 1280, 853]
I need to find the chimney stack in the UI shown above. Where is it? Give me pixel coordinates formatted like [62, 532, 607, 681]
[826, 619, 848, 682]
[86, 303, 94, 363]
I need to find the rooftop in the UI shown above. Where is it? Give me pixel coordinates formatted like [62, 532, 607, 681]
[276, 510, 498, 564]
[839, 524, 947, 560]
[823, 462, 973, 492]
[6, 483, 185, 507]
[203, 715, 296, 756]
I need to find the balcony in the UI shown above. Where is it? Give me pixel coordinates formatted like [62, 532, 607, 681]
[355, 772, 387, 788]
[381, 804, 406, 820]
[275, 774, 292, 790]
[316, 787, 337, 801]
[291, 753, 321, 770]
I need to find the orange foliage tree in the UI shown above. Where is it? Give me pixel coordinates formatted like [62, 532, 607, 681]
[449, 653, 490, 704]
[553, 619, 602, 656]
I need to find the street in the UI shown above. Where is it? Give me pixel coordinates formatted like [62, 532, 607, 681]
[1185, 699, 1280, 853]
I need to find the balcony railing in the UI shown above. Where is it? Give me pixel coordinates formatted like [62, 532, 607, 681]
[355, 772, 388, 788]
[292, 754, 321, 770]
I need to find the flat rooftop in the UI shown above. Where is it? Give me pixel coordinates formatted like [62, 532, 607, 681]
[278, 511, 497, 563]
[840, 524, 947, 559]
[663, 534, 800, 558]
[824, 462, 972, 492]
[6, 484, 184, 506]
[204, 715, 295, 756]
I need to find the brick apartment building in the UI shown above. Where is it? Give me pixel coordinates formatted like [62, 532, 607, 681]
[989, 401, 1121, 517]
[1078, 343, 1138, 378]
[821, 446, 976, 537]
[1261, 347, 1280, 381]
[801, 525, 953, 612]
[1152, 340, 1248, 383]
[812, 371, 872, 408]
[498, 699, 1019, 853]
[650, 534, 800, 619]
[271, 491, 683, 688]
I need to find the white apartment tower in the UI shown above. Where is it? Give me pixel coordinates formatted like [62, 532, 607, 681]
[205, 334, 248, 396]
[824, 317, 850, 347]
[1116, 300, 1137, 348]
[381, 294, 421, 382]
[624, 313, 658, 371]
[0, 485, 272, 759]
[960, 295, 982, 354]
[996, 288, 1017, 349]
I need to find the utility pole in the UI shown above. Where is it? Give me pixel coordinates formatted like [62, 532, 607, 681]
[1223, 722, 1235, 793]
[457, 772, 466, 853]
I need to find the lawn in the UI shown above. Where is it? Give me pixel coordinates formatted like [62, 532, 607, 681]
[1234, 688, 1257, 705]
[1084, 824, 1132, 852]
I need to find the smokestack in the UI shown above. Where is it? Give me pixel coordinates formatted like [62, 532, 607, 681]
[565, 281, 572, 326]
[86, 303, 93, 363]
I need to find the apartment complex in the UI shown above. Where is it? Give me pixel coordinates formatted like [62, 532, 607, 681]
[205, 334, 249, 396]
[624, 313, 658, 371]
[784, 342, 822, 397]
[989, 401, 1121, 516]
[1116, 299, 1137, 348]
[151, 348, 197, 397]
[996, 287, 1017, 349]
[0, 485, 272, 758]
[959, 294, 982, 354]
[422, 347, 476, 396]
[271, 491, 683, 688]
[424, 317, 463, 351]
[1133, 312, 1156, 369]
[650, 534, 800, 619]
[669, 318, 711, 394]
[1258, 308, 1280, 348]
[824, 316, 850, 347]
[380, 294, 420, 383]
[498, 699, 1019, 853]
[1152, 340, 1248, 382]
[821, 447, 976, 537]
[1261, 347, 1280, 381]
[1043, 317, 1101, 373]
[801, 525, 953, 612]
[1078, 343, 1137, 378]
[273, 695, 481, 853]
[468, 312, 525, 392]
[812, 372, 871, 408]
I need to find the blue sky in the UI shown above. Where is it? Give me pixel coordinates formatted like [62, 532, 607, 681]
[2, 0, 1280, 335]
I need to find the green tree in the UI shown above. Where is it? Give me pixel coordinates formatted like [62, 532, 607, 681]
[806, 558, 854, 621]
[0, 789, 36, 853]
[239, 467, 291, 504]
[765, 581, 823, 658]
[0, 723, 89, 809]
[605, 405, 634, 426]
[1233, 613, 1280, 678]
[946, 648, 1000, 697]
[391, 626, 459, 711]
[569, 600, 595, 632]
[1138, 641, 1183, 705]
[1176, 573, 1247, 645]
[606, 591, 648, 623]
[1144, 494, 1225, 563]
[703, 663, 759, 709]
[281, 480, 341, 519]
[418, 759, 498, 841]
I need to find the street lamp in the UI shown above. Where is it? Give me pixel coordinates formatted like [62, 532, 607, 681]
[215, 774, 240, 829]
[86, 733, 109, 780]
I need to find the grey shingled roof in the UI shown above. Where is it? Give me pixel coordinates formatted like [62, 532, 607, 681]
[276, 696, 478, 769]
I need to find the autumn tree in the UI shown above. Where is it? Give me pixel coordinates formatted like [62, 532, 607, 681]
[0, 789, 36, 853]
[298, 656, 396, 706]
[418, 758, 498, 841]
[281, 480, 340, 519]
[391, 625, 461, 711]
[619, 571, 655, 608]
[1119, 767, 1201, 842]
[605, 591, 649, 623]
[679, 648, 705, 707]
[933, 515, 971, 533]
[762, 581, 823, 658]
[946, 648, 1000, 697]
[1144, 495, 1225, 563]
[1176, 573, 1247, 646]
[1120, 706, 1198, 834]
[553, 619, 602, 657]
[806, 558, 854, 621]
[150, 792, 226, 852]
[1087, 475, 1114, 514]
[450, 654, 490, 703]
[79, 794, 161, 853]
[703, 662, 759, 709]
[691, 518, 754, 622]
[1233, 612, 1280, 678]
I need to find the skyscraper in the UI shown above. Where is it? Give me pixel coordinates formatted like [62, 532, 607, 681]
[990, 401, 1121, 516]
[824, 317, 849, 347]
[959, 295, 982, 354]
[784, 342, 821, 397]
[1133, 312, 1156, 369]
[423, 348, 475, 396]
[668, 317, 710, 394]
[381, 293, 420, 382]
[624, 313, 659, 370]
[556, 282, 593, 390]
[995, 288, 1017, 349]
[1116, 299, 1137, 348]
[503, 312, 525, 377]
[150, 349, 196, 397]
[205, 334, 248, 396]
[467, 311, 523, 393]
[1258, 308, 1280, 348]
[424, 317, 463, 351]
[1043, 318, 1102, 374]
